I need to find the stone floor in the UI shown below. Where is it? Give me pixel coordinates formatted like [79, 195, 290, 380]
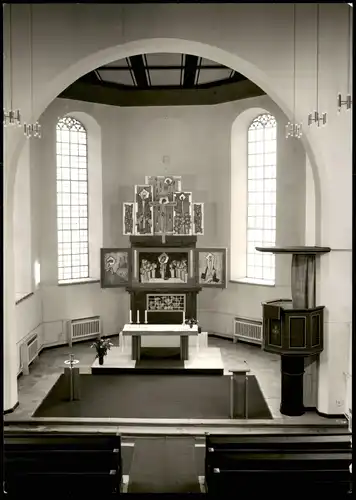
[5, 335, 337, 423]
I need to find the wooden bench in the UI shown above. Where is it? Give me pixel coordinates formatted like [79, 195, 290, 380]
[205, 432, 352, 496]
[4, 432, 122, 496]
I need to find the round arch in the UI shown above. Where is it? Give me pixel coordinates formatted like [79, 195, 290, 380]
[7, 38, 322, 224]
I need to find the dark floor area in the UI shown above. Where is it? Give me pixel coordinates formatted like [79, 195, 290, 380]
[33, 373, 272, 419]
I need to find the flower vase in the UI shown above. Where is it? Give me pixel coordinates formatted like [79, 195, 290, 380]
[98, 355, 104, 365]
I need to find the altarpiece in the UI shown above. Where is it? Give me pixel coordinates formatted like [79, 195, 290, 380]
[101, 175, 226, 324]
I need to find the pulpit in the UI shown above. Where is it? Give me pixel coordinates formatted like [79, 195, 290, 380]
[256, 246, 330, 416]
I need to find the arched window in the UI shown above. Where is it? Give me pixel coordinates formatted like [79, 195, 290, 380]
[56, 116, 89, 281]
[246, 114, 276, 283]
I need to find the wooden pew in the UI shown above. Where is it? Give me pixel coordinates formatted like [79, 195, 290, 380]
[4, 432, 122, 496]
[205, 432, 352, 496]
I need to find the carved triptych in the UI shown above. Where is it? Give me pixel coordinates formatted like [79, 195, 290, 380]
[102, 175, 226, 292]
[123, 175, 204, 238]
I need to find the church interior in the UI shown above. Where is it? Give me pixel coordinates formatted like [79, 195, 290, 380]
[3, 2, 353, 496]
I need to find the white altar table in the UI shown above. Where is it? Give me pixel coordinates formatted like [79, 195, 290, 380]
[121, 323, 200, 361]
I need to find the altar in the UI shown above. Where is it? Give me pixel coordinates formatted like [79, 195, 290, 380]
[100, 174, 227, 355]
[121, 323, 200, 361]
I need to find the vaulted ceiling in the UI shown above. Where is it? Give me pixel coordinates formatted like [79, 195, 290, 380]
[59, 53, 265, 106]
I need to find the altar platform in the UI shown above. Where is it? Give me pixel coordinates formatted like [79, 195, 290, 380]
[91, 336, 225, 375]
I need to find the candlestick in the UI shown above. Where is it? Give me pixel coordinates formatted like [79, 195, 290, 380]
[129, 310, 132, 324]
[145, 310, 148, 324]
[137, 310, 140, 323]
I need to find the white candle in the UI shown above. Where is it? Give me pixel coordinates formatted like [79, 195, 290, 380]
[182, 311, 185, 324]
[145, 310, 148, 323]
[129, 310, 132, 324]
[137, 310, 140, 323]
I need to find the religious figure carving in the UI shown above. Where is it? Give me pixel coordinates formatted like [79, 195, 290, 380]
[123, 175, 204, 239]
[200, 253, 220, 283]
[158, 252, 169, 279]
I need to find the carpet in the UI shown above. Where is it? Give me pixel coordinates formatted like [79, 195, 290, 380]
[128, 438, 201, 493]
[33, 373, 272, 419]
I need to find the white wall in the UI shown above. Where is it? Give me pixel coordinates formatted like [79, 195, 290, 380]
[14, 129, 44, 375]
[34, 95, 305, 342]
[305, 155, 316, 246]
[15, 292, 43, 374]
[13, 142, 32, 299]
[3, 2, 352, 414]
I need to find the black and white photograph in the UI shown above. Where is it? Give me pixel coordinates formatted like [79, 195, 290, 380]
[3, 2, 352, 497]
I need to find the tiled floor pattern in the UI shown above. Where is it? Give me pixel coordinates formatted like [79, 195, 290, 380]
[5, 335, 333, 423]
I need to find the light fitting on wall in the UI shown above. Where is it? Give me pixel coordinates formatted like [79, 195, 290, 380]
[23, 4, 41, 139]
[285, 4, 303, 139]
[3, 5, 22, 127]
[308, 4, 327, 127]
[337, 4, 352, 113]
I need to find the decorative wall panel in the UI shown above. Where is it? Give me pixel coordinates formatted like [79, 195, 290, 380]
[146, 294, 186, 311]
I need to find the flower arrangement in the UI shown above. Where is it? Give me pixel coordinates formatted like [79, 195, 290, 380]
[185, 318, 198, 329]
[91, 337, 113, 365]
[184, 318, 202, 333]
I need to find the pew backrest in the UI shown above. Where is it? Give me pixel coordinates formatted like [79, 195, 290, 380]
[4, 432, 123, 495]
[205, 432, 352, 495]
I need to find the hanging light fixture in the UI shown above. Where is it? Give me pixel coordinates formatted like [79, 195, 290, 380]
[337, 4, 352, 112]
[308, 4, 327, 127]
[3, 5, 22, 127]
[285, 4, 303, 139]
[23, 4, 41, 139]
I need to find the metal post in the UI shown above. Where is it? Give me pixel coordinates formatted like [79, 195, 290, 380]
[229, 374, 234, 419]
[64, 353, 79, 401]
[245, 374, 249, 419]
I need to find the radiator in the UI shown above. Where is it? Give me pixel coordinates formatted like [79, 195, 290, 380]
[68, 316, 101, 346]
[27, 335, 39, 364]
[233, 317, 262, 345]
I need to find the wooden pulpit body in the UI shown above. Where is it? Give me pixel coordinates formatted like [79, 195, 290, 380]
[256, 246, 331, 417]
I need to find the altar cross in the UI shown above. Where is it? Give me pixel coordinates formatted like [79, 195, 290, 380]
[149, 198, 177, 243]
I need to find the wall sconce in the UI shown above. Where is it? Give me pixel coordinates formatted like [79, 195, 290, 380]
[337, 93, 352, 112]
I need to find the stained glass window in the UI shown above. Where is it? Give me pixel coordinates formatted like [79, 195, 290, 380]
[247, 114, 276, 282]
[56, 116, 89, 281]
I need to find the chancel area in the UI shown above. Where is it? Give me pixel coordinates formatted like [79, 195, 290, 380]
[3, 2, 352, 496]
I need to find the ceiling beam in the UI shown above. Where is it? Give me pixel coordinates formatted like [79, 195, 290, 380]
[182, 55, 199, 88]
[78, 73, 248, 91]
[229, 72, 247, 84]
[128, 55, 149, 88]
[94, 70, 103, 83]
[59, 79, 265, 107]
[98, 64, 226, 71]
